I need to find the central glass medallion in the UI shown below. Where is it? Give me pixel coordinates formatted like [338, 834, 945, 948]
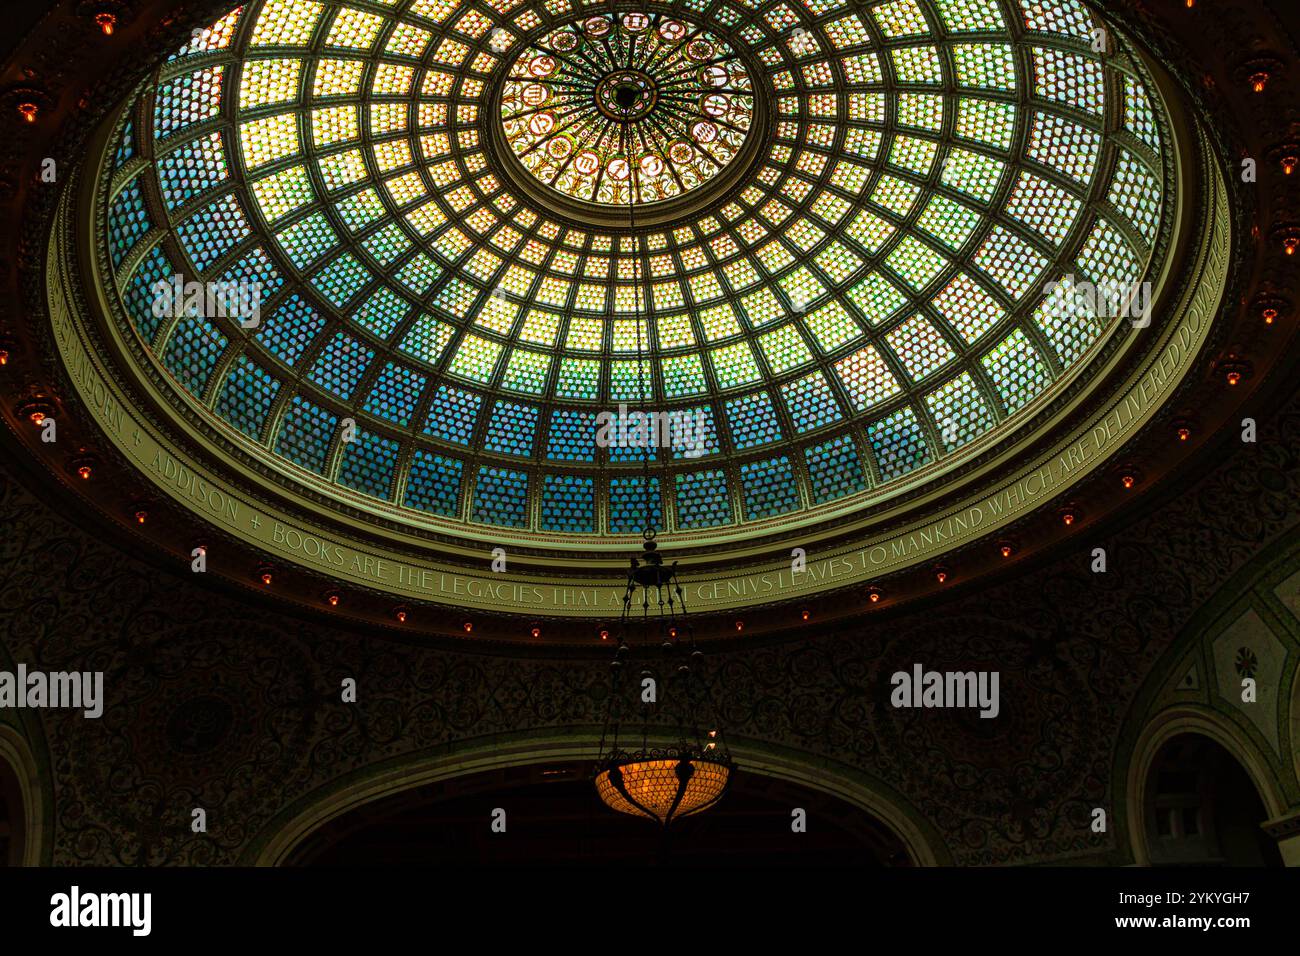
[500, 11, 754, 206]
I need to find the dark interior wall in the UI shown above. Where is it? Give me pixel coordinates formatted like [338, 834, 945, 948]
[0, 372, 1297, 866]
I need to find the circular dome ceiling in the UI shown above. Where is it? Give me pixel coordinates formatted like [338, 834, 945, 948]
[98, 0, 1172, 552]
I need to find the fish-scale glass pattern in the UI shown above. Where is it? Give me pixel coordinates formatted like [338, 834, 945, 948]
[540, 474, 596, 533]
[404, 449, 463, 516]
[740, 456, 801, 519]
[805, 434, 869, 504]
[215, 356, 282, 439]
[104, 0, 1169, 540]
[675, 469, 733, 529]
[274, 395, 339, 473]
[108, 177, 152, 269]
[338, 429, 399, 499]
[162, 317, 228, 398]
[472, 466, 529, 527]
[257, 293, 326, 365]
[121, 244, 175, 343]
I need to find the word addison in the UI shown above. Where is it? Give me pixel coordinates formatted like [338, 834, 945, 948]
[890, 664, 1000, 719]
[50, 886, 151, 936]
[0, 665, 103, 718]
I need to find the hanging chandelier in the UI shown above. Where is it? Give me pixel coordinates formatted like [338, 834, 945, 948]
[593, 530, 733, 825]
[593, 69, 732, 825]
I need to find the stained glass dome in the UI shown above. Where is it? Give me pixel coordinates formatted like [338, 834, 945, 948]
[100, 0, 1171, 547]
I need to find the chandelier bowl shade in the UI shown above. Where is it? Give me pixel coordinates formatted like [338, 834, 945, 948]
[594, 750, 732, 826]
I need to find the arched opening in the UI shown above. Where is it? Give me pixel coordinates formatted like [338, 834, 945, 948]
[284, 762, 913, 867]
[1142, 733, 1282, 866]
[0, 753, 26, 866]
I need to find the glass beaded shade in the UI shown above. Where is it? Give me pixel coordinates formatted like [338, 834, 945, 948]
[101, 0, 1171, 548]
[594, 755, 731, 825]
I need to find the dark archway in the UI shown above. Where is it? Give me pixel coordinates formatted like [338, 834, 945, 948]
[1143, 734, 1283, 866]
[286, 763, 912, 867]
[0, 753, 25, 866]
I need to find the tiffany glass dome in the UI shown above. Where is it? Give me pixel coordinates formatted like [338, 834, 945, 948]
[98, 0, 1172, 552]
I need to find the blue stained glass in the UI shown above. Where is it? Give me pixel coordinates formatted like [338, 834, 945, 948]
[675, 469, 732, 528]
[424, 385, 482, 444]
[540, 474, 596, 532]
[726, 392, 783, 449]
[337, 428, 399, 500]
[739, 456, 801, 519]
[351, 285, 412, 339]
[471, 466, 529, 527]
[156, 131, 228, 210]
[397, 314, 453, 366]
[607, 411, 658, 463]
[310, 253, 372, 309]
[161, 316, 228, 398]
[113, 117, 135, 169]
[362, 362, 425, 426]
[106, 1, 1173, 539]
[215, 245, 284, 300]
[108, 177, 152, 269]
[175, 193, 251, 273]
[867, 406, 933, 480]
[609, 476, 662, 534]
[274, 395, 339, 474]
[256, 293, 325, 366]
[122, 244, 174, 343]
[308, 332, 374, 399]
[782, 372, 844, 433]
[805, 434, 867, 503]
[215, 355, 281, 439]
[153, 65, 224, 140]
[404, 449, 463, 515]
[483, 401, 539, 457]
[546, 408, 597, 462]
[670, 404, 720, 460]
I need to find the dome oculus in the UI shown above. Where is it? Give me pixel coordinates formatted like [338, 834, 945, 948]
[500, 11, 754, 206]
